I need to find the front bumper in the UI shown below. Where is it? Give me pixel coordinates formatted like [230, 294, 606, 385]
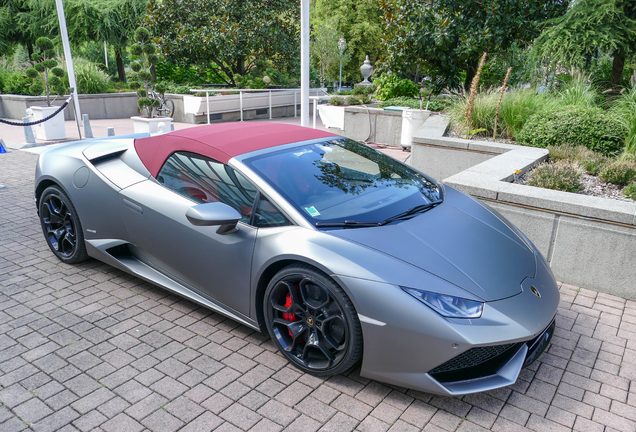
[334, 259, 559, 395]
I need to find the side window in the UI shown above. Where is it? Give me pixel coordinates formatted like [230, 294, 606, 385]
[157, 152, 257, 224]
[253, 195, 291, 228]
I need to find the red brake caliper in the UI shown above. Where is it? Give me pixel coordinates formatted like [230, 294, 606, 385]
[282, 292, 297, 339]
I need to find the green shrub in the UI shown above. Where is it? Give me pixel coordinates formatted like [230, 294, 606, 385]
[352, 84, 374, 96]
[329, 96, 344, 106]
[426, 99, 447, 112]
[517, 105, 625, 156]
[499, 89, 549, 139]
[581, 158, 608, 176]
[623, 182, 636, 200]
[74, 58, 111, 94]
[378, 97, 420, 109]
[550, 145, 610, 175]
[2, 71, 35, 95]
[610, 85, 636, 158]
[527, 160, 583, 193]
[374, 72, 418, 101]
[347, 96, 362, 105]
[598, 160, 636, 186]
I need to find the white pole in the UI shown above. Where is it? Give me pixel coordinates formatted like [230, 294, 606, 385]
[104, 41, 108, 69]
[300, 0, 309, 127]
[54, 0, 82, 127]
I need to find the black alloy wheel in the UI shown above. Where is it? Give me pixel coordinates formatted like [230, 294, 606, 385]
[264, 264, 362, 376]
[39, 186, 88, 264]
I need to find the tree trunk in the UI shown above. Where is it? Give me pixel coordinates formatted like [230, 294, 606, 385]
[27, 43, 34, 61]
[610, 50, 626, 88]
[464, 57, 478, 92]
[238, 57, 245, 76]
[115, 48, 126, 83]
[150, 64, 157, 83]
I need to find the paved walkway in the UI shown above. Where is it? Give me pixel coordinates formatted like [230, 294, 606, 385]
[1, 130, 636, 432]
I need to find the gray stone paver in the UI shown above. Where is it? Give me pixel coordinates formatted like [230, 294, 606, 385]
[2, 148, 636, 432]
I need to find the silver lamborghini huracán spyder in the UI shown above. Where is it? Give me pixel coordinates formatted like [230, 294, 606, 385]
[34, 122, 558, 395]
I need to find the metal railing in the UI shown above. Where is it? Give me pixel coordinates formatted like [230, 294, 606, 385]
[189, 88, 329, 127]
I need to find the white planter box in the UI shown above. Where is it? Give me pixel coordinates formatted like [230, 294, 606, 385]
[317, 105, 345, 130]
[131, 116, 173, 134]
[400, 109, 430, 148]
[29, 106, 66, 140]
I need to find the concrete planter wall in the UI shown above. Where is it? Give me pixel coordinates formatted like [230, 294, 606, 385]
[0, 93, 141, 121]
[410, 130, 636, 299]
[327, 106, 404, 146]
[317, 105, 345, 129]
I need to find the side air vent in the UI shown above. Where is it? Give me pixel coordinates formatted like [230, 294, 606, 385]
[88, 150, 127, 165]
[105, 243, 133, 258]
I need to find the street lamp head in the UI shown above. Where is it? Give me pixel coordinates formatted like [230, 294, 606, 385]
[338, 37, 346, 54]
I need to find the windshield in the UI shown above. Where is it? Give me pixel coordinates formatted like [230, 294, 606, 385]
[244, 138, 443, 227]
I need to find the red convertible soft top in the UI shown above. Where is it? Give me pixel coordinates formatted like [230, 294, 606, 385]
[134, 122, 338, 177]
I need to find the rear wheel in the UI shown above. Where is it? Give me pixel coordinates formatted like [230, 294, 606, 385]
[39, 186, 88, 264]
[264, 264, 362, 376]
[160, 99, 174, 118]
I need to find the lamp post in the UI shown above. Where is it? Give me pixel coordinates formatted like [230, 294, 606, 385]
[338, 37, 346, 93]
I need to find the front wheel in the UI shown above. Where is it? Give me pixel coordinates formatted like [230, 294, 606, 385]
[264, 264, 362, 376]
[39, 186, 88, 264]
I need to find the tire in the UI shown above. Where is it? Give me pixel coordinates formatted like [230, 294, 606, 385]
[264, 263, 362, 376]
[39, 186, 88, 264]
[162, 99, 174, 118]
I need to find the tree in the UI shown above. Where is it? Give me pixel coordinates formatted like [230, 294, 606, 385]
[311, 0, 385, 85]
[146, 0, 299, 87]
[531, 0, 636, 88]
[379, 0, 569, 92]
[94, 0, 148, 82]
[18, 0, 146, 82]
[311, 18, 340, 87]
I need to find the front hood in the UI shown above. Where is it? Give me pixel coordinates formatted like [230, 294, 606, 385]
[329, 188, 535, 301]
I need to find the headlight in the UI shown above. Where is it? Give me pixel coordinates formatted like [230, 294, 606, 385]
[402, 287, 484, 319]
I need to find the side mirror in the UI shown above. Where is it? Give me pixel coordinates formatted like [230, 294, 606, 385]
[185, 202, 242, 234]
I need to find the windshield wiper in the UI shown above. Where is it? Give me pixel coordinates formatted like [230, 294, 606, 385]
[379, 201, 442, 226]
[315, 200, 442, 229]
[315, 220, 381, 228]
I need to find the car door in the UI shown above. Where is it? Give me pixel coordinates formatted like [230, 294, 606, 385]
[119, 151, 259, 317]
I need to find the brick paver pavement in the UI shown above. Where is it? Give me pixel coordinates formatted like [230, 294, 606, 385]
[2, 148, 636, 432]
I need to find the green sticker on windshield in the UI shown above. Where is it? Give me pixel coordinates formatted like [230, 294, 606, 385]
[305, 206, 321, 217]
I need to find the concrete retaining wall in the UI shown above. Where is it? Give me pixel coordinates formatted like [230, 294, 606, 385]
[0, 93, 141, 121]
[0, 92, 313, 124]
[411, 130, 636, 299]
[327, 106, 403, 146]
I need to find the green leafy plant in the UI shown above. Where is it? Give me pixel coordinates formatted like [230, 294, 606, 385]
[24, 37, 67, 105]
[329, 96, 345, 106]
[347, 96, 362, 105]
[352, 84, 375, 96]
[527, 160, 583, 192]
[447, 90, 498, 137]
[498, 89, 549, 139]
[129, 27, 160, 117]
[374, 72, 418, 101]
[598, 160, 636, 185]
[73, 58, 111, 94]
[623, 182, 636, 200]
[517, 105, 625, 156]
[610, 85, 636, 158]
